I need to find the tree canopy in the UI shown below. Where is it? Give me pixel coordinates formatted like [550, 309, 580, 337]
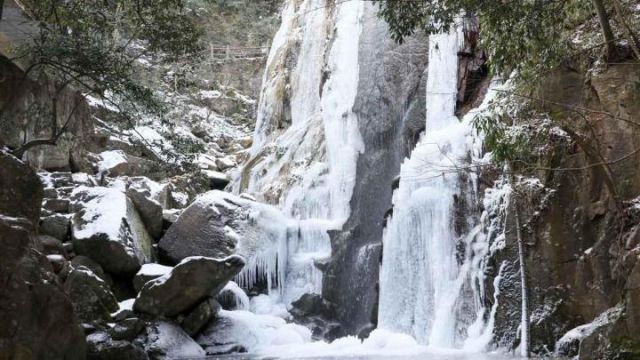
[377, 0, 616, 79]
[1, 0, 206, 157]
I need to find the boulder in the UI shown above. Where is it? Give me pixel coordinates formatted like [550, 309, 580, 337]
[181, 298, 221, 337]
[0, 152, 43, 225]
[144, 321, 206, 360]
[43, 198, 71, 213]
[37, 234, 69, 258]
[70, 255, 111, 284]
[133, 255, 245, 317]
[133, 263, 172, 292]
[50, 172, 75, 188]
[126, 178, 167, 239]
[0, 215, 86, 358]
[203, 170, 230, 190]
[71, 185, 154, 274]
[110, 318, 146, 341]
[87, 331, 148, 360]
[64, 266, 119, 323]
[40, 213, 71, 241]
[158, 190, 292, 264]
[47, 254, 67, 273]
[98, 150, 129, 177]
[238, 136, 253, 148]
[215, 157, 236, 171]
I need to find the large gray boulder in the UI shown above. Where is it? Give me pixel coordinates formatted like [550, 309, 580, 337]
[40, 213, 71, 241]
[181, 298, 221, 337]
[64, 266, 119, 323]
[126, 177, 171, 240]
[133, 255, 245, 317]
[71, 185, 154, 274]
[158, 190, 293, 264]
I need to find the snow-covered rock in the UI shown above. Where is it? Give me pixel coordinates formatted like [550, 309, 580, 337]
[203, 169, 230, 190]
[143, 321, 206, 359]
[158, 190, 294, 293]
[215, 156, 236, 171]
[126, 177, 170, 239]
[133, 255, 245, 317]
[70, 185, 154, 274]
[133, 263, 172, 292]
[98, 150, 129, 177]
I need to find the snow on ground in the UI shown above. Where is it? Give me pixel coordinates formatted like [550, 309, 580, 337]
[207, 309, 513, 360]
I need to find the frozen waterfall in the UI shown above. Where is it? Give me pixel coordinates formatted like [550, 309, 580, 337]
[378, 29, 490, 348]
[232, 0, 364, 305]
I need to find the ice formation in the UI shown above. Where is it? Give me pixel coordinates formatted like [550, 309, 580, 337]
[230, 0, 365, 305]
[378, 28, 500, 349]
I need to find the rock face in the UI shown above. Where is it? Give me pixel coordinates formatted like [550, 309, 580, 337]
[0, 152, 44, 223]
[134, 255, 245, 317]
[0, 59, 93, 171]
[0, 152, 86, 359]
[484, 61, 640, 357]
[158, 190, 291, 264]
[71, 185, 154, 274]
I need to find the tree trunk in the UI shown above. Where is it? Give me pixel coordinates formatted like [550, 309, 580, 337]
[0, 0, 5, 21]
[612, 0, 640, 59]
[592, 0, 617, 60]
[514, 201, 530, 358]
